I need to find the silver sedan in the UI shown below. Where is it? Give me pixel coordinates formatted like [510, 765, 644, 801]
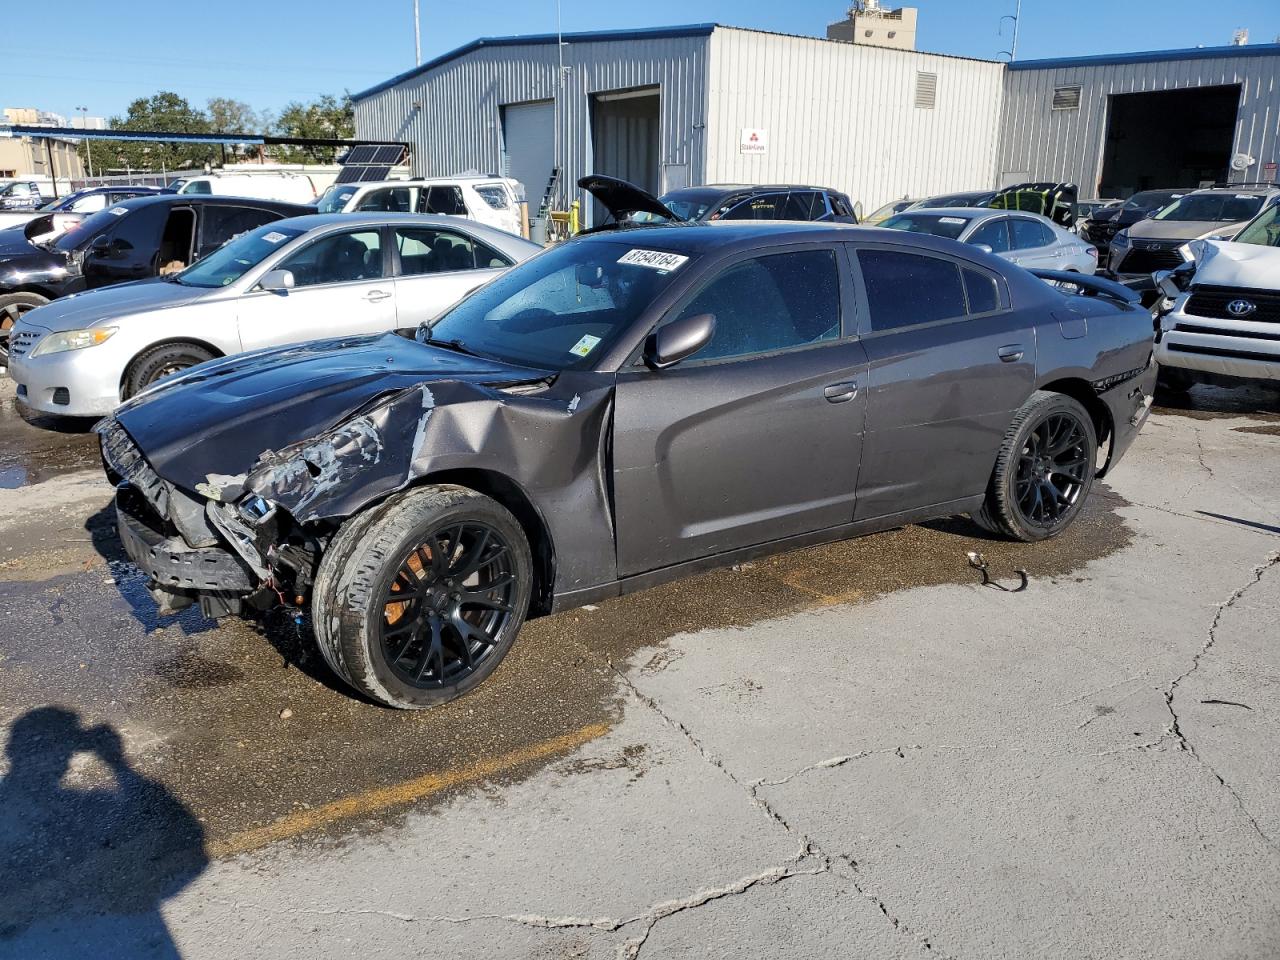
[878, 207, 1099, 274]
[6, 213, 540, 418]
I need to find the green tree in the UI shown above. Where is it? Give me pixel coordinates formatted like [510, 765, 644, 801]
[206, 97, 265, 160]
[106, 92, 217, 172]
[270, 94, 354, 163]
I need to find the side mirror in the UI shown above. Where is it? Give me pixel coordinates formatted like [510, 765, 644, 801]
[645, 312, 716, 370]
[259, 268, 295, 293]
[88, 234, 112, 257]
[853, 200, 864, 222]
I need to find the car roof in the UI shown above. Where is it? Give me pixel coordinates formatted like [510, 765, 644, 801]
[664, 183, 844, 200]
[268, 211, 541, 248]
[107, 194, 312, 213]
[1186, 184, 1278, 196]
[569, 219, 1010, 258]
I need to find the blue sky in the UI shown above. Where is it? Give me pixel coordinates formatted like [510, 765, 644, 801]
[7, 0, 1278, 123]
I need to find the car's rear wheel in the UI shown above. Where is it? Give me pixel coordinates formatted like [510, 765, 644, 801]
[0, 292, 49, 366]
[973, 391, 1096, 543]
[313, 485, 532, 709]
[122, 342, 217, 398]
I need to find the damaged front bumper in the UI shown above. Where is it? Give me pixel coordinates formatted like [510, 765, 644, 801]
[101, 418, 301, 618]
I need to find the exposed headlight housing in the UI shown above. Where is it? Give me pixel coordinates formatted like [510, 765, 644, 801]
[29, 327, 117, 357]
[1112, 230, 1131, 247]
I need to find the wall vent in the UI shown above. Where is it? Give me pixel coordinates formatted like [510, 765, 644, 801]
[915, 72, 937, 109]
[1052, 85, 1082, 110]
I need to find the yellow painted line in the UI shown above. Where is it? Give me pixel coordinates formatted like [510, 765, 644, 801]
[210, 721, 611, 859]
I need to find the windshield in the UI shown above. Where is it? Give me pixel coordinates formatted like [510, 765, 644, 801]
[866, 200, 915, 224]
[629, 193, 714, 224]
[1154, 194, 1263, 223]
[1123, 190, 1182, 212]
[1234, 202, 1280, 247]
[52, 205, 133, 252]
[425, 239, 693, 370]
[173, 223, 307, 288]
[316, 184, 359, 213]
[880, 212, 973, 240]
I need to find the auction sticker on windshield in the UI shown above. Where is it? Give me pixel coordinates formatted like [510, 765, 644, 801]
[618, 249, 689, 272]
[940, 217, 967, 225]
[262, 232, 288, 244]
[569, 334, 602, 358]
[109, 207, 128, 216]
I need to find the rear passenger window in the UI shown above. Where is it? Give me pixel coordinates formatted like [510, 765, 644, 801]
[396, 227, 511, 274]
[667, 250, 840, 362]
[200, 205, 284, 254]
[420, 186, 467, 216]
[1010, 218, 1053, 249]
[357, 187, 412, 212]
[473, 185, 511, 210]
[857, 250, 967, 331]
[963, 269, 1000, 314]
[781, 191, 823, 221]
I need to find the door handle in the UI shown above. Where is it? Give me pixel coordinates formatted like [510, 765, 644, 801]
[824, 381, 858, 403]
[364, 290, 392, 302]
[998, 344, 1024, 362]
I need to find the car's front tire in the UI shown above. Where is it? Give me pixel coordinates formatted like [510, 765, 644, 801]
[122, 342, 217, 398]
[312, 485, 532, 709]
[1156, 364, 1196, 394]
[0, 292, 49, 364]
[973, 391, 1097, 543]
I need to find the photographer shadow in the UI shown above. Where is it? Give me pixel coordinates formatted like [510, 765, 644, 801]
[0, 707, 207, 958]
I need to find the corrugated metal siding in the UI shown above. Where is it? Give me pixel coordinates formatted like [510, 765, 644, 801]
[705, 29, 1005, 212]
[354, 35, 709, 224]
[997, 53, 1280, 193]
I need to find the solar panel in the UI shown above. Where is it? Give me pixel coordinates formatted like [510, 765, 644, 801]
[336, 144, 408, 183]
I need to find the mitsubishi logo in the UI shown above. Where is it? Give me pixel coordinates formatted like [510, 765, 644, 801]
[1227, 299, 1257, 317]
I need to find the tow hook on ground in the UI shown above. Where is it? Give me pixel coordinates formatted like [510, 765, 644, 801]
[966, 552, 1029, 592]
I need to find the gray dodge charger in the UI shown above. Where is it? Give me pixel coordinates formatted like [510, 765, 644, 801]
[98, 205, 1157, 709]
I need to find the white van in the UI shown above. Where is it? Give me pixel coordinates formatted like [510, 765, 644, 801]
[174, 172, 317, 205]
[315, 176, 524, 235]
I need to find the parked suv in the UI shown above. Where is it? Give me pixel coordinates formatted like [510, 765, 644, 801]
[1109, 183, 1279, 277]
[315, 176, 524, 235]
[1155, 197, 1280, 391]
[1079, 189, 1185, 255]
[0, 194, 309, 368]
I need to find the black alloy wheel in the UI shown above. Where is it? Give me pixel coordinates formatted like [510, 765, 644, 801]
[1013, 412, 1090, 528]
[379, 522, 518, 688]
[973, 390, 1097, 543]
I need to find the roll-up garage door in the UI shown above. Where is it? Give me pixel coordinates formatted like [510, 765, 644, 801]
[501, 100, 556, 214]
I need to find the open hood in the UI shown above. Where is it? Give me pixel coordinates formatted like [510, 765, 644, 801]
[1188, 239, 1280, 288]
[578, 175, 683, 224]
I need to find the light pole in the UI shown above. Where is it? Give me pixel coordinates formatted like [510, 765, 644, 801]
[999, 0, 1022, 61]
[414, 0, 421, 65]
[76, 105, 94, 180]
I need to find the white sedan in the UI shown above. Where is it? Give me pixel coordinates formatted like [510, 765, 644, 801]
[878, 207, 1099, 274]
[6, 213, 540, 418]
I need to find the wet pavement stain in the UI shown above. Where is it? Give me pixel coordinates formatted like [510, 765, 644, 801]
[154, 651, 244, 689]
[1232, 423, 1280, 437]
[0, 487, 1134, 856]
[0, 389, 101, 489]
[1152, 383, 1280, 422]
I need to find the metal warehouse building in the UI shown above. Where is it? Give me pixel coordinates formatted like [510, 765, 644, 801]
[352, 24, 1280, 225]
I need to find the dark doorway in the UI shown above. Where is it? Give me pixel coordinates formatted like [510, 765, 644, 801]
[591, 88, 660, 226]
[1099, 85, 1240, 197]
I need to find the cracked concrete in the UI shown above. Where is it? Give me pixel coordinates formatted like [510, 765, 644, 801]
[3, 396, 1280, 958]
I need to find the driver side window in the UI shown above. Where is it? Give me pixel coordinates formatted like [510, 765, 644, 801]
[667, 250, 841, 363]
[278, 230, 384, 287]
[968, 218, 1011, 253]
